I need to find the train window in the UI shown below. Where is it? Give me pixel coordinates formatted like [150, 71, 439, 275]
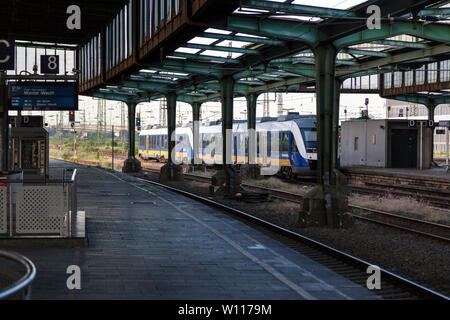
[281, 132, 289, 152]
[164, 136, 168, 149]
[301, 128, 317, 150]
[354, 137, 359, 151]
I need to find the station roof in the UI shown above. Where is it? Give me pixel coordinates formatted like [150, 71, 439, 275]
[87, 0, 450, 106]
[0, 0, 129, 43]
[5, 0, 450, 106]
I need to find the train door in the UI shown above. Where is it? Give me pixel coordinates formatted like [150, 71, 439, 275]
[211, 135, 215, 159]
[391, 129, 417, 168]
[156, 135, 160, 158]
[233, 133, 239, 163]
[146, 136, 149, 155]
[262, 133, 268, 165]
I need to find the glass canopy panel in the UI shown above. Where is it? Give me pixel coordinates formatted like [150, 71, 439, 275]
[216, 40, 253, 48]
[175, 47, 201, 54]
[188, 37, 218, 45]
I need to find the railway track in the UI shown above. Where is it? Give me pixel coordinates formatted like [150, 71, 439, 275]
[142, 168, 450, 243]
[135, 173, 448, 300]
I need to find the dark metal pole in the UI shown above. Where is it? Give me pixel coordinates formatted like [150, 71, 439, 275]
[427, 103, 436, 168]
[246, 92, 258, 165]
[167, 92, 177, 166]
[0, 72, 8, 171]
[127, 102, 136, 158]
[314, 43, 337, 187]
[112, 125, 114, 170]
[192, 102, 201, 165]
[220, 76, 234, 193]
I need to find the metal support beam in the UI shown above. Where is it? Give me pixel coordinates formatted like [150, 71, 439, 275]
[167, 92, 177, 167]
[122, 101, 142, 173]
[315, 43, 338, 186]
[427, 104, 436, 167]
[314, 42, 341, 228]
[371, 40, 428, 49]
[184, 43, 260, 55]
[128, 102, 137, 159]
[344, 48, 389, 58]
[241, 0, 357, 18]
[247, 92, 258, 166]
[192, 102, 202, 165]
[334, 22, 450, 49]
[200, 32, 285, 47]
[224, 15, 319, 46]
[220, 76, 235, 194]
[0, 72, 8, 171]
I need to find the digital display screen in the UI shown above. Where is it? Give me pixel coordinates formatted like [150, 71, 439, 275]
[8, 82, 78, 111]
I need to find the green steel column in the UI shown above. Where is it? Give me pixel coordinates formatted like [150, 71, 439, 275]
[332, 78, 342, 182]
[246, 93, 258, 165]
[127, 101, 137, 158]
[167, 92, 177, 166]
[314, 43, 338, 186]
[220, 76, 235, 193]
[192, 102, 202, 165]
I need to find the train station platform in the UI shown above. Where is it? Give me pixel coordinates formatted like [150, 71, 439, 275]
[13, 159, 380, 300]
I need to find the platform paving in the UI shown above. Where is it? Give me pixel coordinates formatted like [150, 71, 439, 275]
[13, 159, 381, 300]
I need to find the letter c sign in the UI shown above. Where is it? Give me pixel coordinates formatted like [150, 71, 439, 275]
[0, 39, 15, 71]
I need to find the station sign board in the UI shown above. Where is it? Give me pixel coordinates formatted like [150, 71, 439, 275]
[408, 120, 435, 128]
[8, 82, 78, 111]
[439, 120, 450, 128]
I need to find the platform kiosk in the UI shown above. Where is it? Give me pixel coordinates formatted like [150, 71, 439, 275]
[9, 116, 49, 181]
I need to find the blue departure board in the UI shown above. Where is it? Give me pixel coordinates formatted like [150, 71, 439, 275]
[8, 82, 78, 111]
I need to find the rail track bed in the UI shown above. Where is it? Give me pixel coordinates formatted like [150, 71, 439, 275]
[135, 170, 448, 300]
[138, 167, 449, 299]
[143, 168, 449, 242]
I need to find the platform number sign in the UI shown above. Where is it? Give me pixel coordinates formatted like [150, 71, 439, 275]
[408, 120, 435, 128]
[0, 39, 15, 70]
[40, 55, 60, 74]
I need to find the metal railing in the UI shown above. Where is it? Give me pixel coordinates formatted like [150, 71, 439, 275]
[0, 250, 36, 300]
[0, 169, 78, 238]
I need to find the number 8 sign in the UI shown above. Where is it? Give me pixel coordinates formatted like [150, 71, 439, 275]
[41, 55, 60, 74]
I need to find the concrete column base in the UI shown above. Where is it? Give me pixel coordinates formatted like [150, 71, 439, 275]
[210, 167, 243, 196]
[122, 157, 142, 173]
[296, 184, 353, 229]
[239, 164, 262, 180]
[159, 163, 184, 182]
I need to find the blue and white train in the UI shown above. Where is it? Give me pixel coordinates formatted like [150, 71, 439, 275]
[138, 113, 318, 178]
